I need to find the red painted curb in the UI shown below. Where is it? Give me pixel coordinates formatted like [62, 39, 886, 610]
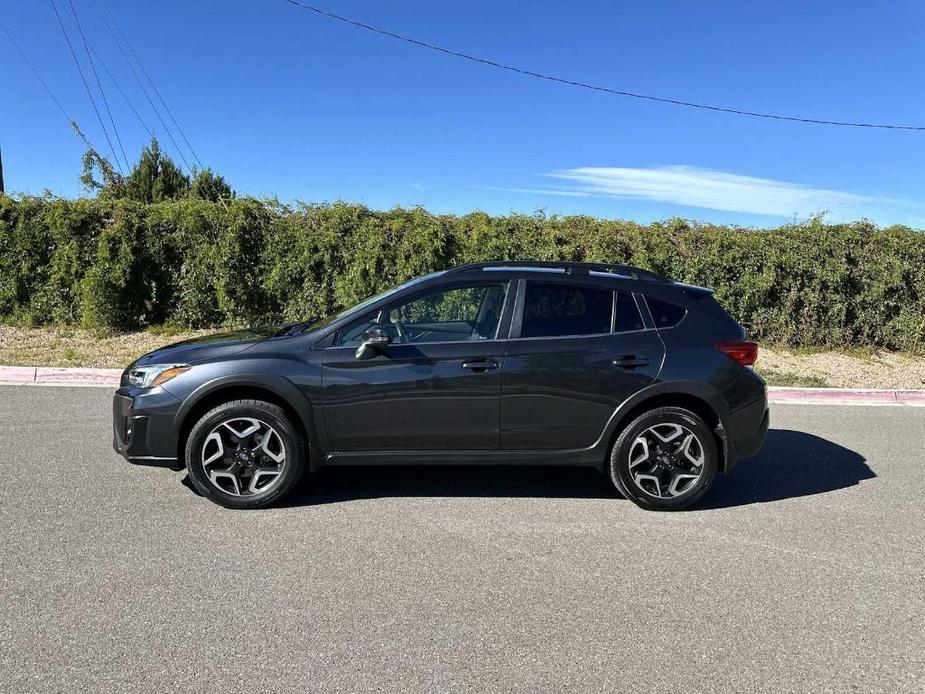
[0, 366, 37, 382]
[767, 387, 899, 403]
[34, 367, 121, 385]
[896, 390, 925, 403]
[0, 366, 120, 386]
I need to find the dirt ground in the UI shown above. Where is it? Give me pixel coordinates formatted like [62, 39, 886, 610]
[0, 325, 214, 370]
[1, 325, 923, 389]
[758, 345, 925, 389]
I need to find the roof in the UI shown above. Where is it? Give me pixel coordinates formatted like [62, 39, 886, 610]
[446, 260, 671, 282]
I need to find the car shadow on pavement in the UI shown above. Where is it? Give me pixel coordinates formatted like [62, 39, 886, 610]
[183, 428, 874, 509]
[282, 464, 620, 506]
[695, 428, 875, 510]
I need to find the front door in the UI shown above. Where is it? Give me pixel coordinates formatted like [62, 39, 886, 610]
[322, 280, 510, 450]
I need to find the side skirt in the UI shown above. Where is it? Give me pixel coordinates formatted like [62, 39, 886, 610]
[322, 447, 605, 468]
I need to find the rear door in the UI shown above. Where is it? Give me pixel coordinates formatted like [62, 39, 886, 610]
[321, 280, 512, 450]
[501, 279, 664, 450]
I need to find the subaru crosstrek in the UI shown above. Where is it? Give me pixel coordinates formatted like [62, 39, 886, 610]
[113, 261, 769, 511]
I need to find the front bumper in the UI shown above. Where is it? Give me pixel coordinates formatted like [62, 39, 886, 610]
[112, 388, 183, 469]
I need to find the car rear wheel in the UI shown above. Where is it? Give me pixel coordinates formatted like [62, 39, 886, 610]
[609, 406, 718, 511]
[185, 399, 305, 509]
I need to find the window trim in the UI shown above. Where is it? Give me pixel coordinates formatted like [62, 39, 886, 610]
[634, 292, 656, 330]
[330, 279, 514, 348]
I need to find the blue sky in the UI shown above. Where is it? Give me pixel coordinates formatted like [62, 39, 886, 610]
[2, 0, 924, 227]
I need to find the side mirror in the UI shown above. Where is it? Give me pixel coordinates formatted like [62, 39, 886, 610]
[355, 328, 391, 360]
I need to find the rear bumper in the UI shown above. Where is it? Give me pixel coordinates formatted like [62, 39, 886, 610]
[721, 393, 769, 471]
[112, 388, 183, 469]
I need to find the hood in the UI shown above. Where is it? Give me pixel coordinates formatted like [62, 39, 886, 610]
[132, 324, 297, 367]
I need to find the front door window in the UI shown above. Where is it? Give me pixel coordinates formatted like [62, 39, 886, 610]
[336, 282, 508, 346]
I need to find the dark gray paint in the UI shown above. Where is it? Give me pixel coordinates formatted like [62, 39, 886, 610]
[113, 267, 768, 474]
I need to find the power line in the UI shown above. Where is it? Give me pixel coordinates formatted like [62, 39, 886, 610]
[89, 43, 154, 140]
[92, 0, 229, 207]
[49, 0, 123, 171]
[1, 19, 74, 125]
[65, 0, 129, 171]
[90, 0, 194, 173]
[280, 0, 925, 132]
[0, 17, 100, 153]
[96, 0, 206, 170]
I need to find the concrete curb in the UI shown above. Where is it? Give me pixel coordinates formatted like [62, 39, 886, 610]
[0, 365, 121, 387]
[768, 386, 925, 406]
[0, 365, 923, 404]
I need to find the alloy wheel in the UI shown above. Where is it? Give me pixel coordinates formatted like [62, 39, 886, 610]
[628, 423, 705, 499]
[200, 417, 287, 497]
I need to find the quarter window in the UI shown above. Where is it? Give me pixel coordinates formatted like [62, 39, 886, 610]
[646, 297, 687, 328]
[521, 283, 613, 338]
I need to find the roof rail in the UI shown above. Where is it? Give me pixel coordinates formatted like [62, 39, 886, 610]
[446, 260, 670, 282]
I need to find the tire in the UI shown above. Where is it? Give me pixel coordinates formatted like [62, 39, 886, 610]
[609, 406, 718, 511]
[184, 399, 306, 509]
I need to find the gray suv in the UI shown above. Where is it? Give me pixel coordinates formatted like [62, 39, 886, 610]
[113, 261, 769, 511]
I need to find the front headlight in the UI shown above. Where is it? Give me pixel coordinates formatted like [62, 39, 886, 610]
[128, 364, 190, 389]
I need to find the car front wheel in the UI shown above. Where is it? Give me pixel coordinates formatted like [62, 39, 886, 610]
[609, 406, 718, 511]
[185, 399, 305, 509]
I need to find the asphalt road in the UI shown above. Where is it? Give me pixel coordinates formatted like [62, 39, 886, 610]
[1, 386, 923, 693]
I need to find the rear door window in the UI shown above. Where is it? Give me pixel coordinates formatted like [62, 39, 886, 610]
[521, 283, 613, 338]
[614, 292, 645, 333]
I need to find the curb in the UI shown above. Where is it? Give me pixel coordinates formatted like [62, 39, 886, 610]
[0, 365, 924, 405]
[767, 386, 925, 406]
[0, 366, 121, 387]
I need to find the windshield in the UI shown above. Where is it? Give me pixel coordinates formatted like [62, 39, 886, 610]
[302, 271, 447, 332]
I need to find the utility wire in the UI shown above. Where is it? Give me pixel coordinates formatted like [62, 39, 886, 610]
[49, 0, 123, 171]
[89, 43, 153, 139]
[0, 18, 99, 152]
[1, 19, 72, 125]
[96, 0, 206, 170]
[90, 0, 194, 173]
[93, 0, 228, 207]
[66, 0, 129, 171]
[93, 0, 231, 207]
[280, 0, 925, 132]
[88, 0, 192, 171]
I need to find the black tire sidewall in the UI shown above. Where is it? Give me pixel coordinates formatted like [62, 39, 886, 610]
[610, 407, 718, 511]
[185, 400, 304, 509]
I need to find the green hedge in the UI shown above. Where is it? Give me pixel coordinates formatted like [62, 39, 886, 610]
[1, 195, 924, 350]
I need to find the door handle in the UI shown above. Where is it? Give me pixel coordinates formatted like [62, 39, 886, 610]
[461, 358, 499, 372]
[612, 355, 649, 369]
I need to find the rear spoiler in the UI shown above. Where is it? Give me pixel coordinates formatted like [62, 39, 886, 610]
[674, 282, 715, 299]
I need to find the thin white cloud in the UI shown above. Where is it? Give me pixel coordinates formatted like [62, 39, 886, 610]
[480, 185, 590, 198]
[532, 165, 910, 221]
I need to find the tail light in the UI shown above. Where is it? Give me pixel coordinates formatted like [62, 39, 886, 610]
[716, 340, 758, 366]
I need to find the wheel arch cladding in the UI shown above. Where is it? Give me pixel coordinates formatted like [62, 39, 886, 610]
[605, 387, 727, 472]
[175, 376, 314, 466]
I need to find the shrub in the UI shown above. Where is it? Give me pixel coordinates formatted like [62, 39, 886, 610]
[0, 194, 922, 350]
